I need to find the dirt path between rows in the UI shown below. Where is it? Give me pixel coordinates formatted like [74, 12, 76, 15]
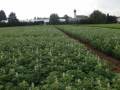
[56, 27, 120, 73]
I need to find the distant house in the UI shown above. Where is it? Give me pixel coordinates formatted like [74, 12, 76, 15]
[117, 17, 120, 23]
[59, 18, 66, 22]
[34, 18, 66, 24]
[32, 18, 49, 24]
[68, 10, 88, 22]
[43, 18, 49, 24]
[0, 20, 8, 23]
[75, 15, 88, 21]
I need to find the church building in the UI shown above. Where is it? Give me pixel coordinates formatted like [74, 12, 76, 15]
[68, 9, 88, 22]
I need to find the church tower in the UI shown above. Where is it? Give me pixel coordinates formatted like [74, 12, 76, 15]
[74, 9, 77, 18]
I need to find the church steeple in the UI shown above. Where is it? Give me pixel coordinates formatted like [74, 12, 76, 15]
[74, 9, 77, 18]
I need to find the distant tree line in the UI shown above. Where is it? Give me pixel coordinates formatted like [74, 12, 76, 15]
[89, 10, 117, 24]
[0, 10, 118, 26]
[0, 10, 19, 24]
[0, 10, 44, 27]
[49, 10, 117, 25]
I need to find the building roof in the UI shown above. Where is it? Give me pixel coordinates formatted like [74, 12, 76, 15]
[76, 15, 88, 19]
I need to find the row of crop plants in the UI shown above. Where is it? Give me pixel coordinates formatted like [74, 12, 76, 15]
[58, 25, 120, 60]
[0, 26, 120, 90]
[88, 24, 120, 29]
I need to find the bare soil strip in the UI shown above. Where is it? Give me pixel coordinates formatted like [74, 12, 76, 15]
[56, 27, 120, 73]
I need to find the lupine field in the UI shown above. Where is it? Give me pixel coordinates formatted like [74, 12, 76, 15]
[58, 24, 120, 60]
[0, 25, 120, 90]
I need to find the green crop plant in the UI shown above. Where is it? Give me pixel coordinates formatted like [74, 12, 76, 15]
[58, 25, 120, 60]
[0, 25, 120, 89]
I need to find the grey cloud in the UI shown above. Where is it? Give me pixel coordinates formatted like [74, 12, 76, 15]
[97, 0, 120, 10]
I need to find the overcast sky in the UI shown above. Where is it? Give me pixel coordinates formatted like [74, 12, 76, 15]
[0, 0, 120, 20]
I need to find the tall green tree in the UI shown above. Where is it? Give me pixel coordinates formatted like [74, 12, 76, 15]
[106, 14, 117, 23]
[8, 12, 19, 23]
[63, 14, 69, 23]
[0, 10, 7, 21]
[49, 13, 59, 24]
[89, 10, 106, 24]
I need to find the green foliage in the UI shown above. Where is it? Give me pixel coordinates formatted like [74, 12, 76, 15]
[49, 13, 60, 24]
[0, 10, 7, 21]
[0, 25, 120, 89]
[59, 25, 120, 60]
[8, 12, 19, 24]
[63, 15, 69, 23]
[89, 10, 107, 24]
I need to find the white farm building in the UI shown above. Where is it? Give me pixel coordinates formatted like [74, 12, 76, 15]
[117, 17, 120, 23]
